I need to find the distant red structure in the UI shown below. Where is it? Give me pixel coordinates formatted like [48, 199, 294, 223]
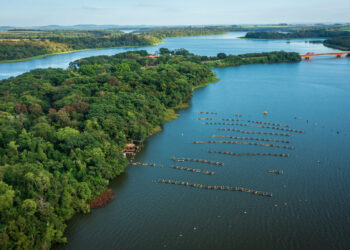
[301, 51, 350, 60]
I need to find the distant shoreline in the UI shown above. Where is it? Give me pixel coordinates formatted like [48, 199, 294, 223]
[0, 44, 162, 64]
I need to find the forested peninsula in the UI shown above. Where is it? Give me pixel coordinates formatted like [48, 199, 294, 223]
[323, 37, 350, 50]
[0, 50, 300, 248]
[244, 29, 350, 40]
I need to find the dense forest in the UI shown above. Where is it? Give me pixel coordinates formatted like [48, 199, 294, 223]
[323, 37, 350, 50]
[140, 27, 228, 39]
[0, 31, 160, 61]
[0, 49, 300, 249]
[244, 29, 350, 39]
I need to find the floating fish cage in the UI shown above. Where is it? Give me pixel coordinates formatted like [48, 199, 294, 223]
[208, 150, 290, 157]
[170, 165, 214, 175]
[211, 135, 290, 144]
[217, 128, 291, 137]
[206, 122, 304, 133]
[198, 117, 214, 120]
[192, 140, 294, 150]
[218, 118, 240, 122]
[156, 179, 272, 197]
[247, 120, 290, 128]
[170, 157, 224, 166]
[130, 162, 157, 167]
[268, 169, 284, 175]
[199, 112, 218, 115]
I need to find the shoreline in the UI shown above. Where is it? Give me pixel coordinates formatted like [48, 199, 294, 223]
[0, 43, 162, 64]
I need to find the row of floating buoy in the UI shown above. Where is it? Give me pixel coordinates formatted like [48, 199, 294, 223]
[217, 128, 290, 137]
[218, 118, 240, 122]
[208, 150, 290, 157]
[156, 179, 272, 197]
[130, 162, 157, 167]
[198, 118, 214, 120]
[247, 120, 289, 128]
[268, 169, 283, 175]
[211, 135, 290, 144]
[200, 112, 218, 115]
[170, 157, 224, 166]
[206, 122, 259, 127]
[206, 122, 304, 133]
[192, 140, 294, 150]
[170, 165, 215, 175]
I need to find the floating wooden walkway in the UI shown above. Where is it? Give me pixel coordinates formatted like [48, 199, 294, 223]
[200, 112, 218, 115]
[193, 140, 294, 150]
[170, 165, 214, 175]
[208, 150, 289, 157]
[206, 122, 304, 133]
[198, 118, 214, 120]
[211, 135, 290, 144]
[217, 128, 290, 136]
[218, 118, 240, 122]
[199, 112, 243, 117]
[268, 169, 283, 175]
[247, 120, 289, 128]
[130, 162, 157, 167]
[171, 157, 224, 166]
[156, 179, 272, 197]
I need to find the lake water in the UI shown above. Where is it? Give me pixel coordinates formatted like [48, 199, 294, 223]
[2, 33, 349, 249]
[0, 32, 336, 80]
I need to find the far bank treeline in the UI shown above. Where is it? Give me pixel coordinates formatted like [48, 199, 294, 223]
[323, 37, 350, 50]
[244, 29, 350, 40]
[0, 30, 161, 61]
[0, 49, 300, 249]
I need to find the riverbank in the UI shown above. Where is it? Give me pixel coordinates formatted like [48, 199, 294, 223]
[323, 37, 350, 51]
[0, 43, 162, 63]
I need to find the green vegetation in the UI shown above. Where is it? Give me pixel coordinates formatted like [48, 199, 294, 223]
[0, 49, 300, 248]
[140, 27, 228, 39]
[244, 29, 350, 40]
[0, 30, 161, 62]
[202, 51, 301, 67]
[324, 37, 350, 50]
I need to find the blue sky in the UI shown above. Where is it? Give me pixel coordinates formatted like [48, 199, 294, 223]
[1, 0, 349, 26]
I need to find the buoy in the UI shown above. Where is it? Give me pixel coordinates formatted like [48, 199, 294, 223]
[263, 111, 268, 115]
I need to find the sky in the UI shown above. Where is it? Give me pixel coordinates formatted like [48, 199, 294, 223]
[1, 0, 349, 26]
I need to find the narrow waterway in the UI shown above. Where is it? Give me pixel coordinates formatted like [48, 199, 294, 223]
[2, 33, 348, 249]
